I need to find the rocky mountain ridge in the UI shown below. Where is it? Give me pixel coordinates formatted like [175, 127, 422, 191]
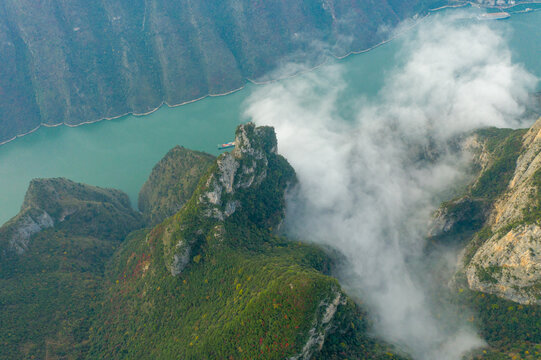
[429, 117, 541, 305]
[463, 118, 541, 305]
[0, 124, 404, 360]
[0, 177, 142, 256]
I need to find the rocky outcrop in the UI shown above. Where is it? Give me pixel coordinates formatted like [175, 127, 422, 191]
[138, 146, 214, 226]
[461, 118, 541, 304]
[0, 178, 143, 257]
[291, 291, 346, 360]
[0, 208, 54, 255]
[198, 124, 280, 223]
[162, 123, 296, 276]
[466, 224, 541, 304]
[0, 0, 438, 145]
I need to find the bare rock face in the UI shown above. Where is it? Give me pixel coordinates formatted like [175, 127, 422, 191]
[466, 224, 541, 304]
[198, 123, 278, 222]
[464, 118, 541, 304]
[291, 291, 346, 360]
[165, 123, 296, 276]
[2, 208, 54, 255]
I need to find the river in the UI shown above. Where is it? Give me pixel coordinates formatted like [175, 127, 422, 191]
[0, 6, 540, 225]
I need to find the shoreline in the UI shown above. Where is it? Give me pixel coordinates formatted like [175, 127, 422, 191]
[0, 2, 533, 147]
[0, 4, 443, 147]
[0, 85, 246, 146]
[247, 11, 437, 86]
[469, 1, 541, 10]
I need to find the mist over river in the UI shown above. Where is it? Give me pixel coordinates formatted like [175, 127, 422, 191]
[0, 6, 540, 225]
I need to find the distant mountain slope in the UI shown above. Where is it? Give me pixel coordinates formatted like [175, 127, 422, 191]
[0, 0, 440, 144]
[0, 179, 143, 359]
[428, 119, 541, 359]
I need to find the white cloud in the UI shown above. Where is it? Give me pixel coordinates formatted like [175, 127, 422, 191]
[244, 12, 537, 360]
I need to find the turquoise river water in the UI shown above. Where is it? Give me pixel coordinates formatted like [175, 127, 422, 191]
[0, 6, 540, 225]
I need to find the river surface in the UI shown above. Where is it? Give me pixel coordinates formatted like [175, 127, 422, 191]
[0, 6, 540, 225]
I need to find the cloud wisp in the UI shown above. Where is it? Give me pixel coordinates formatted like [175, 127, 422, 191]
[244, 13, 537, 360]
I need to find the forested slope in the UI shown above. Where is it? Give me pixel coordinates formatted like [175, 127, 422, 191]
[0, 0, 441, 144]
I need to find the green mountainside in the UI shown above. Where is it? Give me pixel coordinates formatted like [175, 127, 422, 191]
[0, 124, 404, 359]
[138, 146, 215, 226]
[5, 120, 541, 359]
[0, 0, 445, 144]
[0, 178, 143, 359]
[0, 178, 143, 258]
[429, 119, 541, 359]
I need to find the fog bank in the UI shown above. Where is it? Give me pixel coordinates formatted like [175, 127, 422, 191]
[244, 13, 537, 360]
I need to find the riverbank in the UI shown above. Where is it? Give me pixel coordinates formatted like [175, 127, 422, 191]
[0, 5, 442, 147]
[2, 2, 539, 149]
[0, 85, 247, 147]
[0, 5, 539, 227]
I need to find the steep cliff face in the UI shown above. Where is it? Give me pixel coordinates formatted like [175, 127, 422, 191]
[0, 0, 438, 144]
[421, 121, 541, 358]
[463, 119, 541, 305]
[431, 118, 541, 305]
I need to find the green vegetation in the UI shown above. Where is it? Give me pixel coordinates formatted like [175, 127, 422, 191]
[475, 265, 502, 285]
[315, 298, 406, 360]
[0, 179, 143, 360]
[520, 167, 541, 225]
[138, 146, 215, 226]
[87, 229, 338, 359]
[471, 128, 526, 200]
[87, 215, 401, 359]
[0, 125, 404, 359]
[0, 230, 117, 359]
[453, 289, 541, 359]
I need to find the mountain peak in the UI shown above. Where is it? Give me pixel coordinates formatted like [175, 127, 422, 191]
[164, 123, 296, 275]
[0, 178, 142, 256]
